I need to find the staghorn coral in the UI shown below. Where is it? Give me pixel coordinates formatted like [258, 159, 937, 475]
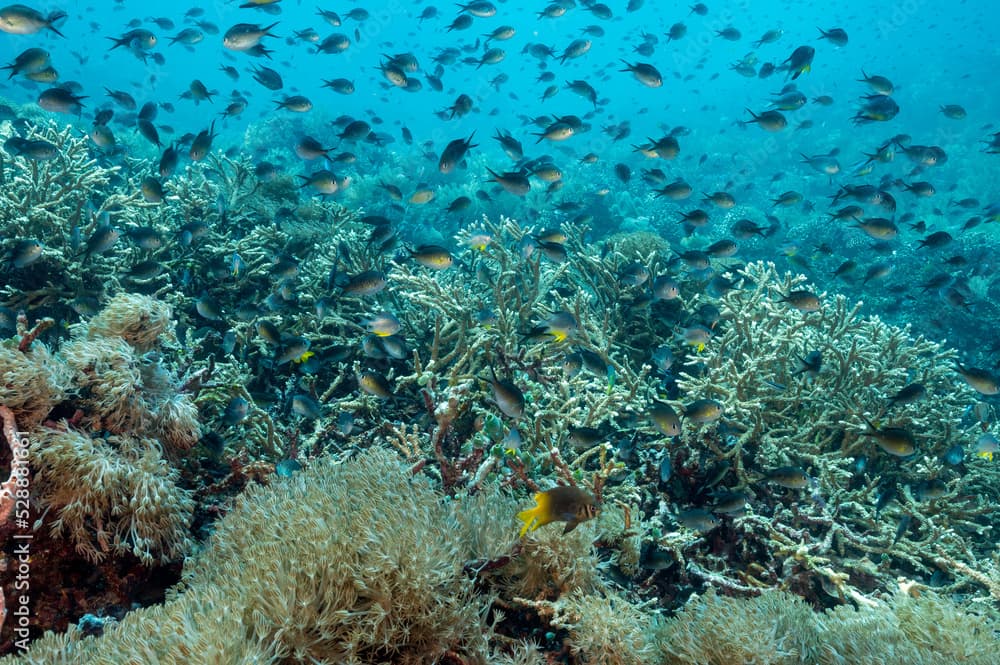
[0, 122, 129, 239]
[388, 216, 653, 490]
[603, 230, 671, 259]
[31, 428, 194, 564]
[0, 122, 150, 314]
[677, 261, 971, 466]
[663, 260, 993, 602]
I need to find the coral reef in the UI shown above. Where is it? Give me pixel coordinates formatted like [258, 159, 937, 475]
[655, 588, 999, 665]
[0, 334, 70, 431]
[662, 261, 996, 606]
[3, 448, 500, 663]
[24, 294, 198, 564]
[5, 448, 998, 664]
[2, 114, 998, 662]
[31, 429, 193, 564]
[85, 293, 172, 353]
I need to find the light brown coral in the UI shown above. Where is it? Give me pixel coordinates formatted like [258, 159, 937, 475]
[86, 293, 172, 352]
[60, 335, 149, 435]
[32, 428, 194, 564]
[0, 340, 71, 429]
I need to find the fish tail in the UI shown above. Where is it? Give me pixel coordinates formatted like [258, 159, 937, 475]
[517, 491, 551, 536]
[516, 508, 538, 536]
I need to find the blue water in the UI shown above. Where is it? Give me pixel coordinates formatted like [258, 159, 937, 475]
[5, 0, 996, 164]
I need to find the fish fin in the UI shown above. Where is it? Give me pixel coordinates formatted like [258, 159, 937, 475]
[517, 491, 552, 536]
[516, 507, 540, 537]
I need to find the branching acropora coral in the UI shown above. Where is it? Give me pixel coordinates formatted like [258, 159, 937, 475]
[667, 260, 994, 603]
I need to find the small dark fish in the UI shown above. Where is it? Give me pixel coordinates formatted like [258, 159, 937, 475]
[188, 120, 217, 161]
[223, 396, 249, 425]
[682, 399, 724, 424]
[893, 514, 911, 545]
[195, 295, 223, 321]
[862, 418, 916, 456]
[761, 466, 810, 489]
[942, 444, 964, 466]
[792, 350, 822, 377]
[140, 176, 164, 203]
[486, 368, 525, 419]
[711, 491, 748, 515]
[782, 45, 814, 80]
[780, 290, 821, 312]
[5, 137, 58, 160]
[913, 479, 947, 502]
[38, 87, 86, 114]
[251, 64, 283, 90]
[955, 364, 999, 395]
[817, 27, 848, 47]
[0, 5, 66, 37]
[158, 144, 179, 177]
[658, 454, 672, 484]
[486, 167, 530, 196]
[81, 226, 120, 261]
[676, 508, 720, 531]
[639, 543, 674, 571]
[743, 108, 787, 131]
[223, 22, 278, 51]
[649, 402, 681, 437]
[887, 383, 926, 407]
[567, 426, 603, 451]
[874, 484, 896, 517]
[137, 119, 161, 147]
[11, 239, 43, 268]
[124, 259, 163, 280]
[409, 245, 453, 270]
[358, 370, 393, 399]
[291, 394, 323, 419]
[619, 59, 662, 87]
[342, 270, 387, 296]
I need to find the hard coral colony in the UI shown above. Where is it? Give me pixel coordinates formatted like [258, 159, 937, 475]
[0, 1, 998, 664]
